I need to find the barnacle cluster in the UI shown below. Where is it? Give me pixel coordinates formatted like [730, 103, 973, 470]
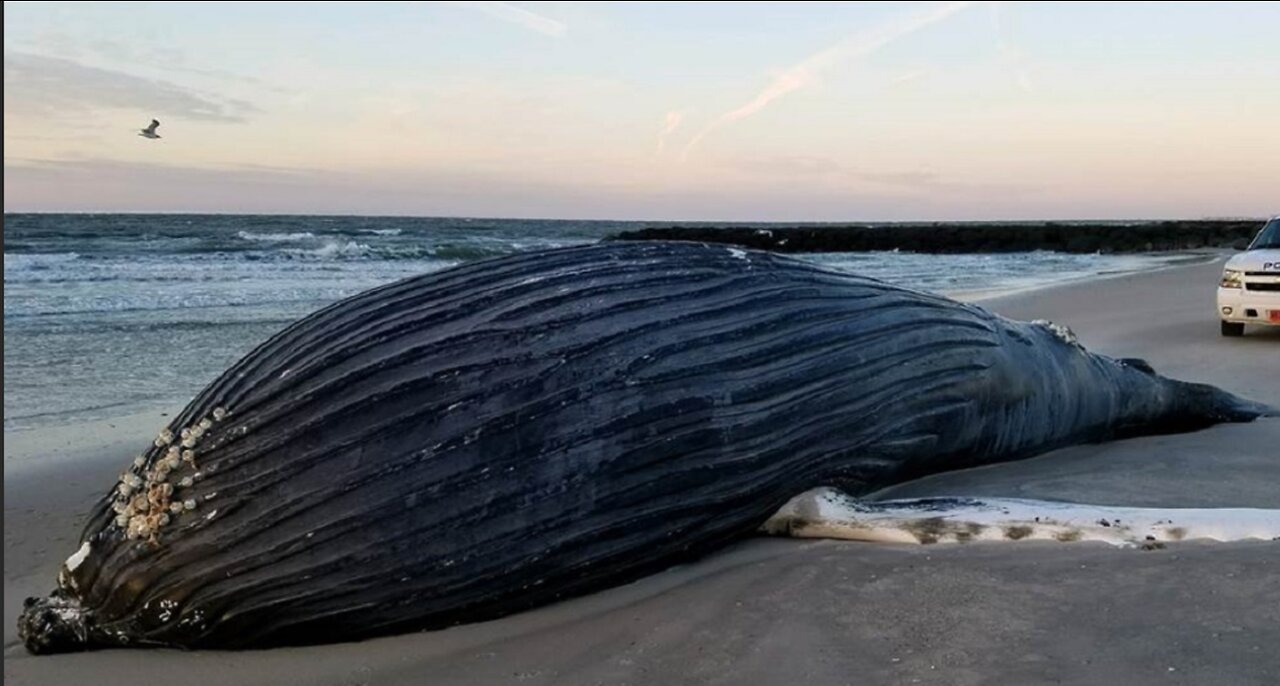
[1031, 319, 1081, 347]
[111, 407, 227, 544]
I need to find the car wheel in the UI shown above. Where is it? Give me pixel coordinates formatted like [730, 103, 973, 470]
[1221, 321, 1245, 337]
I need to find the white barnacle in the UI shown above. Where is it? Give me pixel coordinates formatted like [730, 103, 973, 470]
[165, 455, 181, 470]
[180, 427, 193, 440]
[182, 449, 194, 462]
[133, 456, 147, 469]
[181, 437, 196, 449]
[212, 407, 227, 421]
[127, 474, 144, 488]
[113, 500, 128, 514]
[183, 499, 197, 511]
[153, 437, 167, 448]
[115, 514, 130, 528]
[169, 502, 184, 515]
[199, 418, 213, 430]
[1031, 319, 1080, 346]
[179, 476, 194, 488]
[157, 513, 171, 526]
[118, 482, 134, 497]
[160, 483, 174, 497]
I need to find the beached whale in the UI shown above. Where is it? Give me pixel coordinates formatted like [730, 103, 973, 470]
[19, 241, 1273, 653]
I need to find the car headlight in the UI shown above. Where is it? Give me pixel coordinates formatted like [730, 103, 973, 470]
[1220, 269, 1243, 289]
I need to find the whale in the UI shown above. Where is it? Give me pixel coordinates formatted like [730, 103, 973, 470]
[19, 241, 1273, 653]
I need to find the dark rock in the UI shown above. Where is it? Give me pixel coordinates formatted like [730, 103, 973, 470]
[609, 220, 1267, 254]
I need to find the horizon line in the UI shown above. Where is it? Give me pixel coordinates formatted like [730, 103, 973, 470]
[2, 210, 1268, 224]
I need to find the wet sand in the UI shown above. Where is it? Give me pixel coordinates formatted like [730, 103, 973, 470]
[5, 256, 1277, 686]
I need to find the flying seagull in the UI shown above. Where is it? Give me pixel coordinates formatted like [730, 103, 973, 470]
[138, 119, 161, 139]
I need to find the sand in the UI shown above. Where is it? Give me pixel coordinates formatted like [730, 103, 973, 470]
[5, 256, 1277, 686]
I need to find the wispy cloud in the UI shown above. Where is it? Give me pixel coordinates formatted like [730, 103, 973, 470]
[990, 2, 1033, 93]
[3, 51, 256, 122]
[718, 153, 1034, 195]
[654, 110, 685, 156]
[682, 1, 978, 159]
[889, 68, 932, 87]
[87, 37, 295, 93]
[12, 30, 295, 94]
[448, 1, 567, 38]
[3, 156, 1021, 218]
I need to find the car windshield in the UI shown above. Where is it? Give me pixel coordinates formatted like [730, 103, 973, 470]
[1250, 219, 1280, 250]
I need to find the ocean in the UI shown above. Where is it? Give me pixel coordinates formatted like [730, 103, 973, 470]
[4, 213, 1174, 431]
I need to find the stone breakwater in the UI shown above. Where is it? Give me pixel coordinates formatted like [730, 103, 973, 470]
[610, 220, 1264, 254]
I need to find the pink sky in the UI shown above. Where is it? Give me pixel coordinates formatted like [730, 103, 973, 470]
[5, 1, 1278, 220]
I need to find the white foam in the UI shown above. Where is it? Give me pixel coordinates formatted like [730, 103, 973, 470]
[236, 230, 316, 242]
[4, 252, 81, 272]
[284, 240, 372, 260]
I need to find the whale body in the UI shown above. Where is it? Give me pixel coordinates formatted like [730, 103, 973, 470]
[19, 241, 1272, 653]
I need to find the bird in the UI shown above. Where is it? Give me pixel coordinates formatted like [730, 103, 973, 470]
[138, 119, 161, 139]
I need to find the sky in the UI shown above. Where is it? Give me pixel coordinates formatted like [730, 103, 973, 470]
[4, 1, 1279, 220]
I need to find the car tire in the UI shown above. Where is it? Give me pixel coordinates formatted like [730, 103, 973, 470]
[1221, 321, 1245, 337]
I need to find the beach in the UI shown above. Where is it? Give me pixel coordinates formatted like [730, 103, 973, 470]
[4, 256, 1277, 686]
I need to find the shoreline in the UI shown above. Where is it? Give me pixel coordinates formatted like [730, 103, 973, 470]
[952, 249, 1219, 302]
[6, 257, 1277, 686]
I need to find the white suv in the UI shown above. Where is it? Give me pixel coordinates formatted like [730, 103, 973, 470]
[1217, 216, 1280, 336]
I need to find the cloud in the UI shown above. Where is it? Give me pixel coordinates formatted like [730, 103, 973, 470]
[3, 51, 256, 123]
[0, 156, 951, 219]
[889, 68, 932, 87]
[447, 1, 568, 38]
[990, 1, 1033, 93]
[717, 153, 1035, 195]
[14, 30, 294, 94]
[85, 37, 295, 93]
[655, 110, 685, 156]
[14, 156, 1267, 222]
[682, 1, 978, 159]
